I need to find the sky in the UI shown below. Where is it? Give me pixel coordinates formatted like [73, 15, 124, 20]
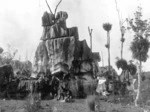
[0, 0, 150, 73]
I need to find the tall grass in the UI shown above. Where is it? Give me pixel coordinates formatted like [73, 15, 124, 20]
[0, 107, 5, 112]
[24, 93, 42, 112]
[24, 93, 55, 112]
[86, 95, 97, 112]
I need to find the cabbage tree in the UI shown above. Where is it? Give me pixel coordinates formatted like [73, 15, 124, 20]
[103, 23, 112, 73]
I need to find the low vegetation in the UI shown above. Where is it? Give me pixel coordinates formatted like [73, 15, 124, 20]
[24, 93, 54, 112]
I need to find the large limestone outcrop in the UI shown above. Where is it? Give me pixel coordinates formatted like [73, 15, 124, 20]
[34, 11, 100, 78]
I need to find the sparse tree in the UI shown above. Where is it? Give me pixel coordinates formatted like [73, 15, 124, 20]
[129, 6, 150, 106]
[103, 23, 112, 73]
[103, 23, 114, 95]
[114, 0, 126, 59]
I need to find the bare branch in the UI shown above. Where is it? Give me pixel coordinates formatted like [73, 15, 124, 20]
[54, 0, 62, 17]
[88, 26, 93, 51]
[114, 0, 121, 28]
[88, 26, 90, 32]
[88, 26, 93, 36]
[45, 0, 53, 14]
[122, 19, 126, 25]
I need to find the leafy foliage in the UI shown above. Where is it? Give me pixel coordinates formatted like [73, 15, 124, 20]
[116, 59, 128, 70]
[128, 7, 150, 106]
[103, 23, 112, 32]
[129, 7, 150, 62]
[130, 38, 150, 62]
[115, 58, 137, 77]
[129, 19, 150, 38]
[100, 66, 118, 80]
[128, 63, 137, 76]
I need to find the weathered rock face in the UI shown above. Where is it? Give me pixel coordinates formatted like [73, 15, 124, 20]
[34, 11, 100, 78]
[34, 41, 49, 73]
[33, 10, 101, 97]
[46, 37, 75, 74]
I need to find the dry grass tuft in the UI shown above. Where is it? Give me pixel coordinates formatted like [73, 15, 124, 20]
[0, 107, 5, 112]
[24, 93, 42, 112]
[86, 95, 97, 112]
[24, 93, 55, 112]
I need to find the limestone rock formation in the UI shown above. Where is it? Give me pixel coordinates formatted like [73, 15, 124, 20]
[34, 11, 100, 78]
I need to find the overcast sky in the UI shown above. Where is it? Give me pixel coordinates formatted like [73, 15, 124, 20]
[0, 0, 150, 72]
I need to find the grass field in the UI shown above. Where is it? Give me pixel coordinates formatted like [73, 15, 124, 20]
[0, 97, 150, 112]
[1, 73, 150, 112]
